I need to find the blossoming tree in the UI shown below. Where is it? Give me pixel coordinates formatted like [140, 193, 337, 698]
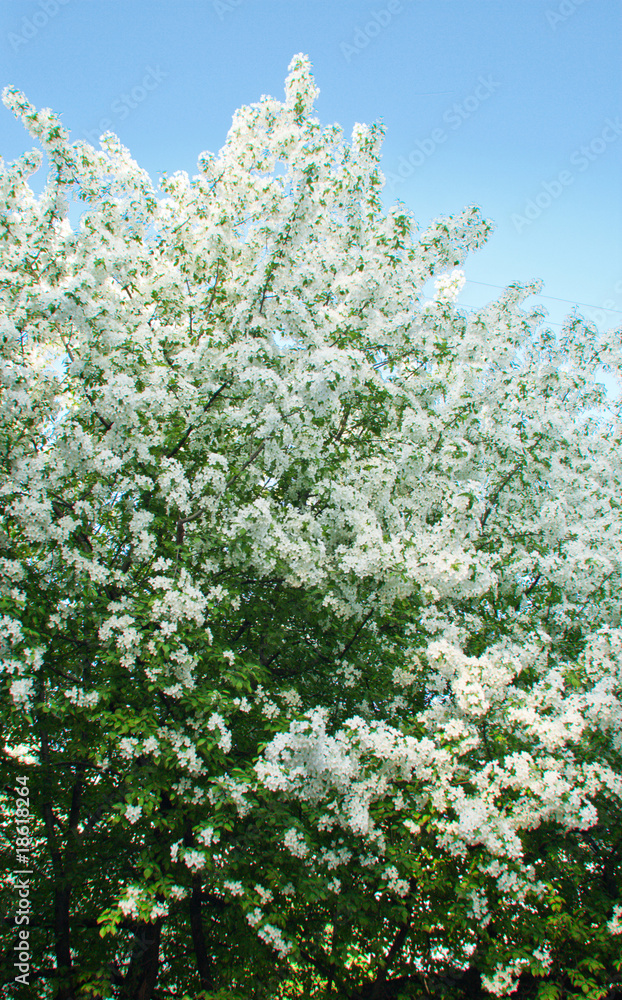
[1, 54, 621, 1000]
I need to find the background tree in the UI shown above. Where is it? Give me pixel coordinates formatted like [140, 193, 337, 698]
[1, 54, 621, 999]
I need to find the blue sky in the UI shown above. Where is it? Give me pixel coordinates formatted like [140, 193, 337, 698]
[0, 0, 620, 335]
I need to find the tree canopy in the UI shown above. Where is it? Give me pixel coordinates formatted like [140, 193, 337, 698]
[1, 54, 621, 1000]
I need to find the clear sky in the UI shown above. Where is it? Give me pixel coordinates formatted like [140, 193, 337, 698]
[0, 0, 620, 334]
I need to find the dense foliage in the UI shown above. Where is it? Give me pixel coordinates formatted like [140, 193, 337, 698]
[1, 54, 621, 1000]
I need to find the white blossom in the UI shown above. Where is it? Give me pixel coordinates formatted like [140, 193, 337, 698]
[124, 805, 142, 824]
[609, 905, 622, 934]
[9, 676, 34, 706]
[183, 849, 206, 872]
[283, 827, 309, 859]
[64, 686, 99, 707]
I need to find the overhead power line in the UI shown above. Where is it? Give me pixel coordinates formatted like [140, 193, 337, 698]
[464, 280, 622, 316]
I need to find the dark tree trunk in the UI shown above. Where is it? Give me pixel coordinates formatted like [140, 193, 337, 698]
[189, 876, 215, 992]
[118, 920, 162, 1000]
[40, 730, 86, 1000]
[52, 883, 74, 1000]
